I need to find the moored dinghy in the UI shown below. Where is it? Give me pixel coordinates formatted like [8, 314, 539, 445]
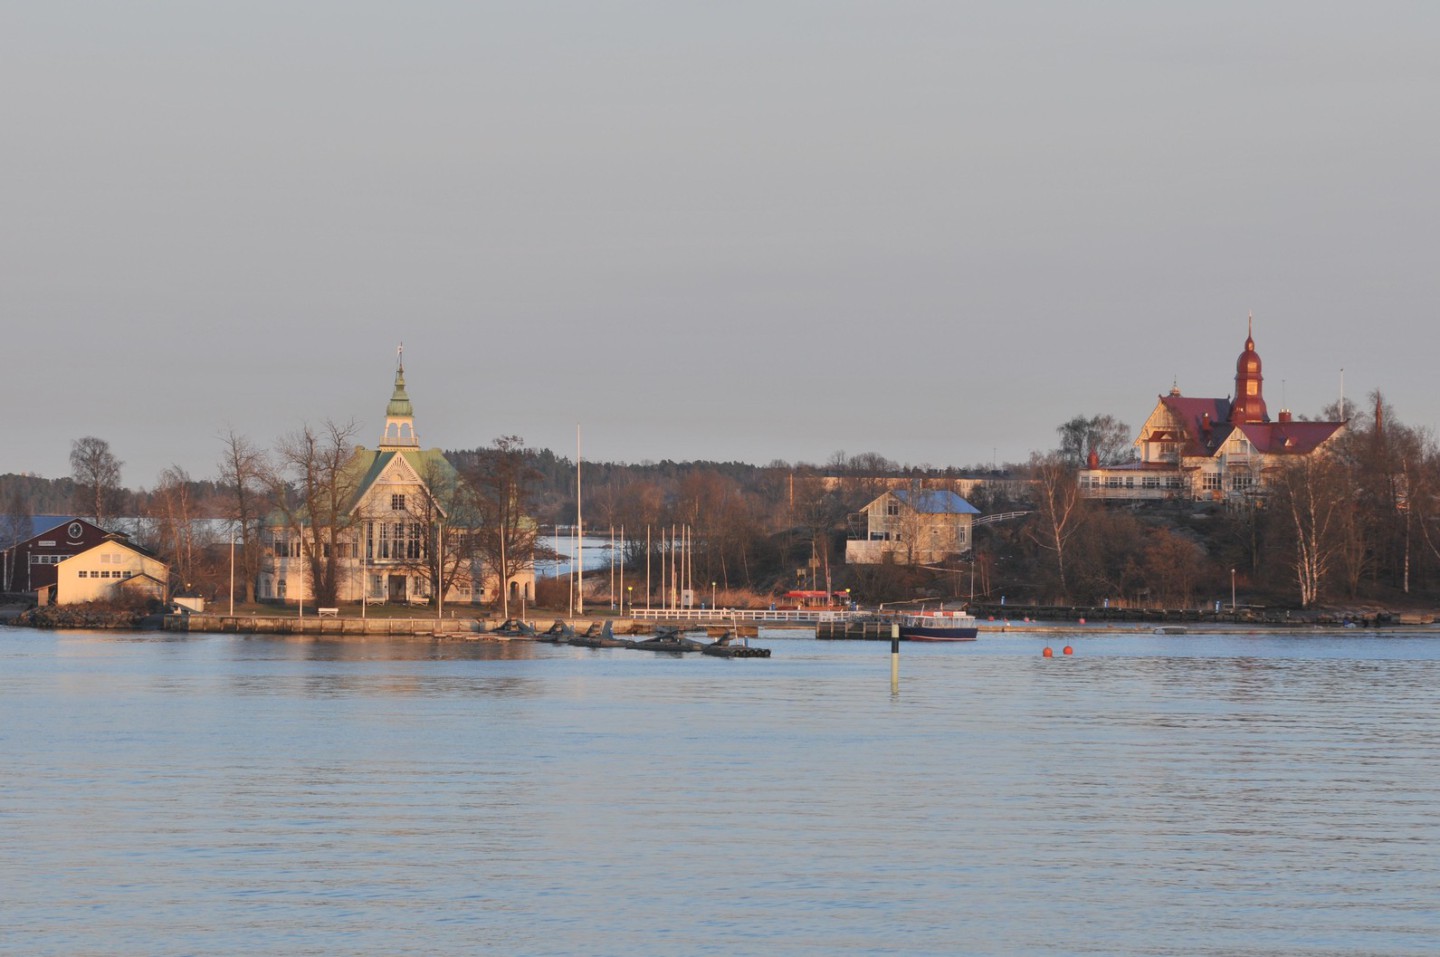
[701, 630, 771, 658]
[537, 619, 575, 642]
[631, 625, 706, 653]
[568, 620, 635, 648]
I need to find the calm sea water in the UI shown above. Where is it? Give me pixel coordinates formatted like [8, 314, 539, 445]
[3, 627, 1438, 957]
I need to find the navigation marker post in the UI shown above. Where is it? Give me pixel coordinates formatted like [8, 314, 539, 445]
[890, 622, 900, 694]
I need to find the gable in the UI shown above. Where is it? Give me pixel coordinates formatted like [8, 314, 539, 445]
[1140, 395, 1234, 458]
[346, 447, 461, 517]
[10, 518, 114, 554]
[1236, 421, 1345, 456]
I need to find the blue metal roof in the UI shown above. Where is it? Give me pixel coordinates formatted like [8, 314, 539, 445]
[892, 489, 981, 515]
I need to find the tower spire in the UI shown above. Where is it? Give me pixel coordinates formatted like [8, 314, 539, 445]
[380, 348, 419, 449]
[1230, 315, 1268, 425]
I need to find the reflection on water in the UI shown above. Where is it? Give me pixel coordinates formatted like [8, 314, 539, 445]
[4, 629, 1439, 956]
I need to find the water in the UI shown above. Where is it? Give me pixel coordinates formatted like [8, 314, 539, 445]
[3, 628, 1438, 956]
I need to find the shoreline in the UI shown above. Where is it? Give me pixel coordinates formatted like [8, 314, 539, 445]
[6, 607, 1440, 639]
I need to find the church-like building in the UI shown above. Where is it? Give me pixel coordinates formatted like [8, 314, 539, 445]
[257, 358, 534, 607]
[1079, 320, 1346, 503]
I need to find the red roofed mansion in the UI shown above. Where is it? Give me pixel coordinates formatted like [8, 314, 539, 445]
[1080, 320, 1346, 503]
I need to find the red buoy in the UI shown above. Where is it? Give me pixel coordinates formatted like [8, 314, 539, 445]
[1042, 647, 1053, 658]
[1062, 645, 1074, 655]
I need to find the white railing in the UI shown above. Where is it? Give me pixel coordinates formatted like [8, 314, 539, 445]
[629, 608, 863, 624]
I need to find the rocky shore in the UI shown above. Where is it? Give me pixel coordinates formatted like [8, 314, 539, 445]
[7, 605, 158, 630]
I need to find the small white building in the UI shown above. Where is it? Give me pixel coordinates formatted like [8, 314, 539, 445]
[54, 538, 169, 605]
[846, 489, 980, 565]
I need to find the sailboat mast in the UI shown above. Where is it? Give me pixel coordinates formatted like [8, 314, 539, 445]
[576, 424, 583, 615]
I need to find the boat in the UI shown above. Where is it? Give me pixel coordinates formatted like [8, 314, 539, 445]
[490, 618, 537, 637]
[631, 626, 706, 653]
[896, 609, 978, 642]
[701, 631, 771, 658]
[568, 621, 635, 649]
[537, 619, 576, 642]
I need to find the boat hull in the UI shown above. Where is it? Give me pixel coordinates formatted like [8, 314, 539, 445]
[896, 610, 979, 642]
[899, 626, 978, 642]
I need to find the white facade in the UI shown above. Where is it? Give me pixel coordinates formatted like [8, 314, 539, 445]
[55, 539, 169, 605]
[257, 360, 535, 608]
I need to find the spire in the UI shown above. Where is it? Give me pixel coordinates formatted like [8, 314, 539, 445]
[1230, 316, 1268, 425]
[380, 346, 419, 449]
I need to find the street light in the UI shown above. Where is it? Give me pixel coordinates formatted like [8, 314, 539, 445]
[1230, 568, 1236, 614]
[711, 581, 716, 611]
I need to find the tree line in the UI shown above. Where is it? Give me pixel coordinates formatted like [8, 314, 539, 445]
[6, 394, 1440, 612]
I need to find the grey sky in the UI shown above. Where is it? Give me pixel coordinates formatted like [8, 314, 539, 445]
[5, 1, 1437, 488]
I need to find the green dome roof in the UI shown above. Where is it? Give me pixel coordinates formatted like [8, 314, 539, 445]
[386, 366, 413, 417]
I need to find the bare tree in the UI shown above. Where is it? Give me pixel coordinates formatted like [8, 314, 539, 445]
[1055, 415, 1133, 467]
[70, 436, 123, 526]
[1, 487, 29, 549]
[1270, 455, 1350, 608]
[2, 487, 31, 592]
[217, 429, 265, 604]
[268, 420, 360, 607]
[1025, 452, 1087, 600]
[389, 454, 473, 611]
[462, 436, 542, 618]
[148, 465, 196, 592]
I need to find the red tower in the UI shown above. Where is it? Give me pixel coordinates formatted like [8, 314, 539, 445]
[1230, 316, 1268, 424]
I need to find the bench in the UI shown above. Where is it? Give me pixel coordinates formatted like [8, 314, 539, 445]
[317, 607, 339, 618]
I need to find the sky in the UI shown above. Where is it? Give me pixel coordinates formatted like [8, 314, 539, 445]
[4, 1, 1438, 488]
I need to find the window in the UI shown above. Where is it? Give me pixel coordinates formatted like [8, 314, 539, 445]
[886, 501, 899, 516]
[1203, 473, 1223, 491]
[79, 570, 89, 578]
[1231, 474, 1253, 490]
[392, 493, 406, 511]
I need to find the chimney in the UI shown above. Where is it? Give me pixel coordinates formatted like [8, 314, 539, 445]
[1278, 410, 1292, 424]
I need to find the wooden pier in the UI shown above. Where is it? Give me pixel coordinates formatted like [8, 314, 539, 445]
[816, 619, 899, 641]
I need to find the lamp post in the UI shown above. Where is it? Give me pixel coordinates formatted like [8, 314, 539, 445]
[1230, 568, 1236, 615]
[627, 585, 633, 616]
[711, 581, 716, 611]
